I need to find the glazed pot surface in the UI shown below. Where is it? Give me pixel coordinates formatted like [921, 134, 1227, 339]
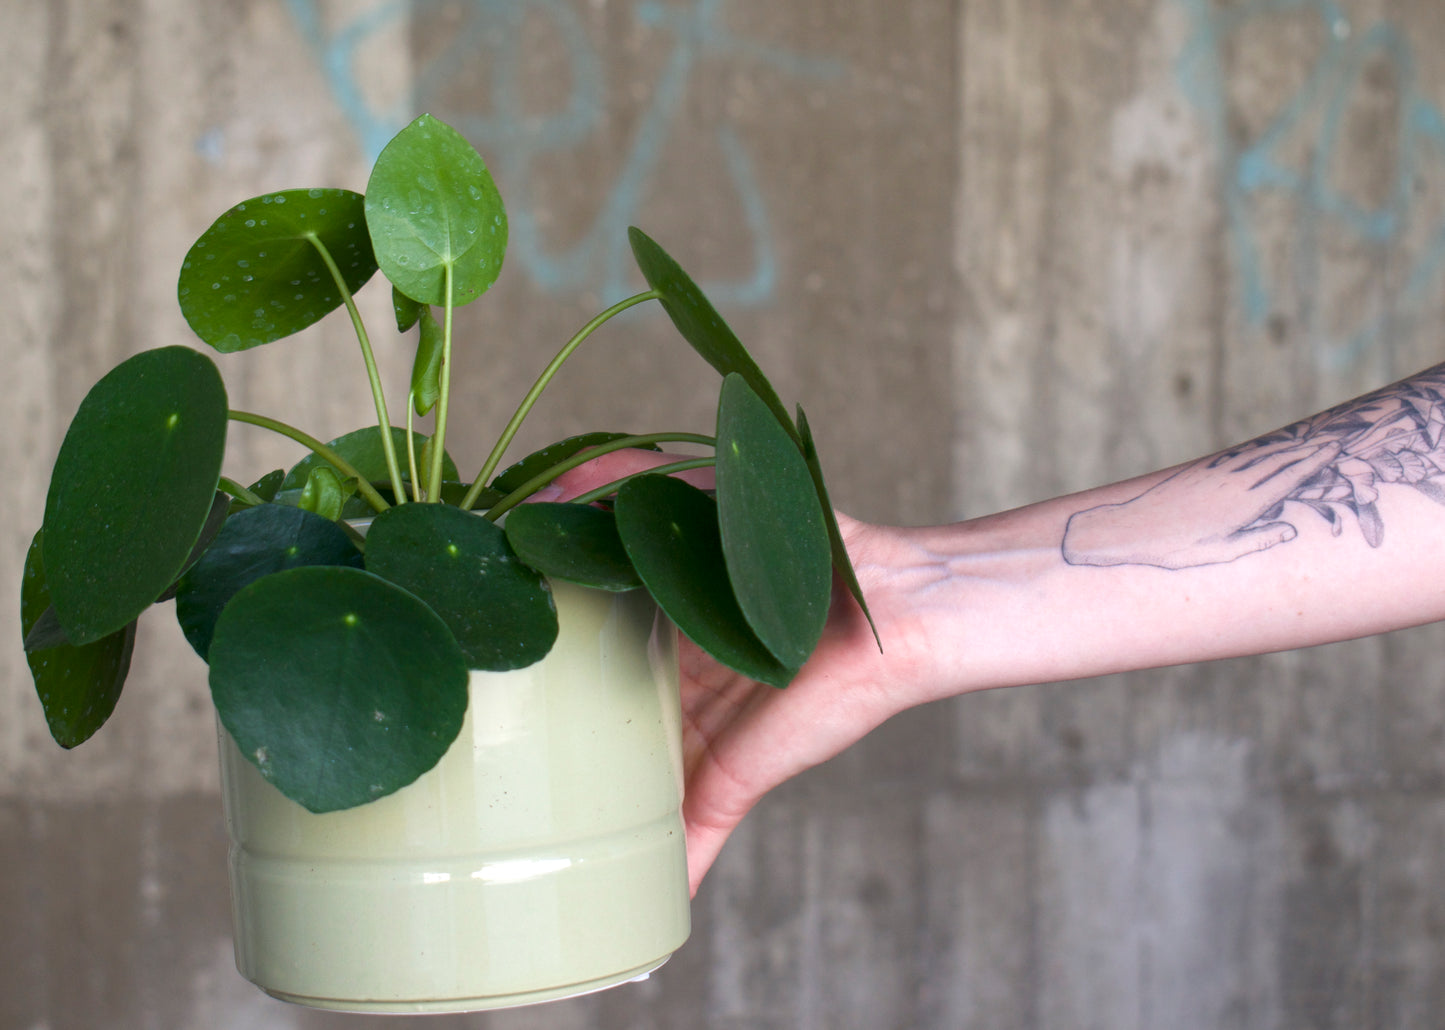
[218, 580, 690, 1012]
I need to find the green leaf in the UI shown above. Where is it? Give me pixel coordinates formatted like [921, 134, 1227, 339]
[175, 504, 364, 660]
[22, 531, 136, 748]
[43, 347, 228, 645]
[628, 227, 795, 438]
[281, 426, 459, 493]
[208, 566, 470, 813]
[298, 465, 353, 521]
[615, 475, 794, 688]
[505, 503, 642, 591]
[178, 189, 377, 352]
[798, 406, 879, 649]
[365, 114, 507, 307]
[393, 286, 424, 332]
[411, 307, 444, 415]
[364, 503, 557, 671]
[490, 432, 657, 495]
[225, 469, 286, 515]
[155, 490, 234, 602]
[716, 375, 832, 668]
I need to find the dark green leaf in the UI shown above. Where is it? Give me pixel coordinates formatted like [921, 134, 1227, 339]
[178, 189, 377, 352]
[22, 530, 136, 748]
[393, 286, 424, 332]
[208, 566, 469, 813]
[490, 432, 656, 495]
[411, 307, 444, 415]
[156, 490, 233, 602]
[615, 475, 794, 688]
[43, 346, 228, 644]
[715, 375, 832, 668]
[364, 503, 557, 671]
[365, 114, 507, 307]
[629, 227, 796, 438]
[798, 406, 879, 649]
[175, 504, 365, 660]
[505, 503, 641, 591]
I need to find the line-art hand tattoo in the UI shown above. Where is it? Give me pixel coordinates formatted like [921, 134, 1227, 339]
[1063, 364, 1445, 569]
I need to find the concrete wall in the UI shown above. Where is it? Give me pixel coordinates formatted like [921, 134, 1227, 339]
[3, 0, 1444, 1026]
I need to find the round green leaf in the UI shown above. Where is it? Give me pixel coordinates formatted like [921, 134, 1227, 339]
[178, 189, 377, 352]
[615, 475, 794, 688]
[43, 346, 228, 644]
[208, 565, 470, 813]
[364, 503, 557, 671]
[393, 285, 424, 332]
[365, 114, 507, 307]
[717, 374, 832, 669]
[21, 530, 136, 749]
[505, 503, 641, 591]
[629, 227, 796, 437]
[175, 504, 364, 660]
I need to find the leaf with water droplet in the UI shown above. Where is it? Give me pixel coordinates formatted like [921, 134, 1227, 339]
[179, 189, 377, 352]
[366, 115, 507, 307]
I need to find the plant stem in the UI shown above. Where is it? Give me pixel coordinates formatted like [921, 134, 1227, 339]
[482, 431, 715, 520]
[459, 289, 661, 511]
[217, 476, 266, 508]
[427, 266, 455, 502]
[305, 233, 406, 502]
[228, 409, 390, 513]
[405, 392, 422, 503]
[565, 457, 716, 507]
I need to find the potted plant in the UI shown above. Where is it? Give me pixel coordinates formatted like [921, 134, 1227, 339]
[20, 114, 874, 1013]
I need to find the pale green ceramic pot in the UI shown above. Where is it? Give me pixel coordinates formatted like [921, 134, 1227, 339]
[216, 580, 691, 1013]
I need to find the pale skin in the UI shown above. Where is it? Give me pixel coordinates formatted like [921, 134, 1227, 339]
[546, 362, 1445, 895]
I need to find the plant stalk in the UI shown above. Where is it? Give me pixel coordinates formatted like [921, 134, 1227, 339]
[460, 289, 661, 511]
[427, 266, 455, 501]
[217, 476, 267, 508]
[306, 233, 407, 503]
[482, 431, 715, 519]
[228, 409, 390, 513]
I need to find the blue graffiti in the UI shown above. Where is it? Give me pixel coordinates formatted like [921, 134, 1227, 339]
[1175, 0, 1445, 369]
[284, 0, 843, 306]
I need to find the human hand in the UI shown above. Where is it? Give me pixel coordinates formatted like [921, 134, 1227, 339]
[543, 450, 905, 895]
[1062, 439, 1342, 569]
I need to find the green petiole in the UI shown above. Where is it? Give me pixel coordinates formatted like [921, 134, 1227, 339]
[218, 476, 267, 508]
[228, 409, 390, 513]
[305, 233, 407, 504]
[426, 267, 455, 502]
[459, 289, 661, 512]
[482, 431, 716, 520]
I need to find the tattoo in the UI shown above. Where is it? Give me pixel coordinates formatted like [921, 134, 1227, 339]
[1062, 364, 1445, 570]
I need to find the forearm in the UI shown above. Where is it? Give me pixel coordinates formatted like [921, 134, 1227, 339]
[873, 362, 1445, 709]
